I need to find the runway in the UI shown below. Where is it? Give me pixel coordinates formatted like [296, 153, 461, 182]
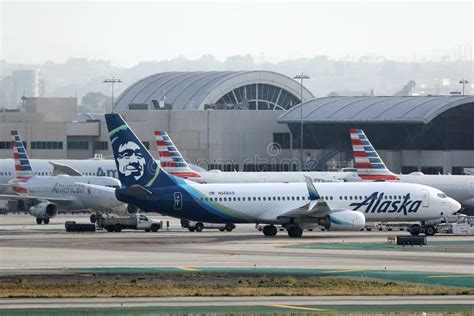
[1, 295, 473, 308]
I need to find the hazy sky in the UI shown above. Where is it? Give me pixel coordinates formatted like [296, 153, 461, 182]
[1, 1, 472, 67]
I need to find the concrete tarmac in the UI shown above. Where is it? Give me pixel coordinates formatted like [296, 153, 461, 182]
[1, 215, 473, 275]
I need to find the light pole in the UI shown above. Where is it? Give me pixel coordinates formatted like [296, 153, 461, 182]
[294, 73, 309, 171]
[459, 78, 469, 96]
[103, 77, 122, 112]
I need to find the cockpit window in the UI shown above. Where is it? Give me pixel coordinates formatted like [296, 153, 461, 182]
[437, 193, 447, 198]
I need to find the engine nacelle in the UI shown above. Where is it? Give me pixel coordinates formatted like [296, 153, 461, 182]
[127, 204, 139, 215]
[319, 210, 365, 231]
[109, 204, 139, 217]
[29, 202, 58, 219]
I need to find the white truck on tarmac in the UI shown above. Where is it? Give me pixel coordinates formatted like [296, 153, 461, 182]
[97, 214, 161, 232]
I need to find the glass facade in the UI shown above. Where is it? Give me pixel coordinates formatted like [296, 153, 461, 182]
[216, 84, 300, 110]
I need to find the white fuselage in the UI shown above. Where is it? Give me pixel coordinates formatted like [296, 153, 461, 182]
[0, 159, 354, 187]
[12, 175, 123, 211]
[398, 174, 474, 208]
[178, 181, 461, 224]
[193, 170, 357, 184]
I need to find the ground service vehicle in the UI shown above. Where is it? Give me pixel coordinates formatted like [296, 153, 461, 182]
[97, 214, 161, 232]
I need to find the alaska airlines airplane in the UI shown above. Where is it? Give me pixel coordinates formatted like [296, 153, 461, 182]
[0, 131, 127, 224]
[154, 130, 358, 183]
[350, 129, 474, 209]
[106, 114, 460, 237]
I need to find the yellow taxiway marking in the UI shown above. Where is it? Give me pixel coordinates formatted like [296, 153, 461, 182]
[177, 266, 199, 271]
[270, 304, 326, 311]
[326, 269, 361, 273]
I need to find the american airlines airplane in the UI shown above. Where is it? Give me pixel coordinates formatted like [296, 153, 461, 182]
[0, 131, 127, 224]
[0, 158, 118, 194]
[154, 130, 358, 183]
[350, 129, 474, 209]
[105, 114, 460, 237]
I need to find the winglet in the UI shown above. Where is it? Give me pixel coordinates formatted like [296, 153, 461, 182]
[304, 176, 320, 201]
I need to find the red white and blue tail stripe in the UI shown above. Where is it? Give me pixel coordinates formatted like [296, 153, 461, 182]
[155, 131, 202, 179]
[350, 129, 399, 181]
[11, 130, 34, 178]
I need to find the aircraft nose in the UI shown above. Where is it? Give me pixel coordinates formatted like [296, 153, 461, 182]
[448, 198, 461, 213]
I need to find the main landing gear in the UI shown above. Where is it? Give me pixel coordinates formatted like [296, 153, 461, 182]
[287, 225, 303, 238]
[262, 225, 278, 237]
[36, 218, 50, 225]
[261, 224, 304, 238]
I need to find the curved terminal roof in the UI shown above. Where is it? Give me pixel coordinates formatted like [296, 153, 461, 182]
[113, 71, 314, 111]
[278, 96, 474, 124]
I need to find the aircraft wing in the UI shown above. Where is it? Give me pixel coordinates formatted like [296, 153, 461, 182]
[0, 194, 71, 203]
[49, 161, 83, 176]
[277, 176, 331, 219]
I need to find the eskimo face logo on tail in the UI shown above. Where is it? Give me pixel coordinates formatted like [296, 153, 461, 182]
[350, 192, 422, 215]
[117, 141, 146, 180]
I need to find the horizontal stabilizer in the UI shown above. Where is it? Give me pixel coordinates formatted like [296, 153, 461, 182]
[122, 185, 152, 197]
[49, 161, 83, 176]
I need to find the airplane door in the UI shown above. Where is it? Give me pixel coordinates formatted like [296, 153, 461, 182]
[421, 189, 429, 207]
[470, 182, 474, 196]
[174, 192, 183, 211]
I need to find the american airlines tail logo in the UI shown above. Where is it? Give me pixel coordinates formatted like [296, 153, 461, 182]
[350, 192, 422, 215]
[350, 128, 400, 181]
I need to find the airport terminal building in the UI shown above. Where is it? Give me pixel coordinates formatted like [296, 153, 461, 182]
[0, 70, 473, 175]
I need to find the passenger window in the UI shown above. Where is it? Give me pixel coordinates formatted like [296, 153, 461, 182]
[253, 197, 256, 201]
[296, 196, 300, 201]
[263, 197, 266, 201]
[339, 196, 342, 200]
[344, 196, 347, 200]
[258, 197, 261, 201]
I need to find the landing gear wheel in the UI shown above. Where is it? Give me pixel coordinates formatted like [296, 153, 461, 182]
[151, 224, 160, 232]
[188, 227, 196, 232]
[409, 224, 421, 236]
[114, 225, 122, 232]
[219, 228, 225, 232]
[287, 226, 303, 238]
[36, 218, 43, 225]
[262, 225, 277, 237]
[225, 224, 234, 232]
[195, 223, 204, 232]
[424, 225, 436, 236]
[145, 229, 151, 232]
[90, 214, 97, 223]
[43, 218, 50, 224]
[106, 227, 114, 232]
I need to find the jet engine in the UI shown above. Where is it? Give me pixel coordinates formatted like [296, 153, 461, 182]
[29, 202, 58, 219]
[318, 210, 365, 231]
[127, 204, 139, 215]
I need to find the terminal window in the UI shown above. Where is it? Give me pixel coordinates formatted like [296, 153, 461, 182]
[94, 141, 108, 150]
[67, 141, 89, 150]
[273, 133, 291, 149]
[31, 141, 62, 150]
